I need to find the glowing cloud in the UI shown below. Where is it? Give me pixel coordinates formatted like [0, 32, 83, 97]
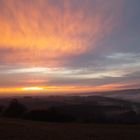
[0, 0, 139, 94]
[0, 0, 123, 66]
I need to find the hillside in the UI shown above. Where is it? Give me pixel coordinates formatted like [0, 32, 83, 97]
[0, 118, 140, 140]
[1, 94, 140, 124]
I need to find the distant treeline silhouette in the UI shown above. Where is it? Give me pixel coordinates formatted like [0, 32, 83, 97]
[1, 98, 140, 124]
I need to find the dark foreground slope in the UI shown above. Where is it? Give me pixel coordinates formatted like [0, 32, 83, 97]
[0, 118, 140, 140]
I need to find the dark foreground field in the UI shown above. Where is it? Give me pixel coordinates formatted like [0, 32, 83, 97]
[0, 118, 140, 140]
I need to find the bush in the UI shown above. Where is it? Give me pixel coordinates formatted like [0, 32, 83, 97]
[25, 107, 76, 122]
[3, 99, 27, 118]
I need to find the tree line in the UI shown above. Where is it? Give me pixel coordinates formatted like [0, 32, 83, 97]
[0, 98, 140, 124]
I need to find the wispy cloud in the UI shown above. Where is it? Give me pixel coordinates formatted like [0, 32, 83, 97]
[0, 0, 123, 66]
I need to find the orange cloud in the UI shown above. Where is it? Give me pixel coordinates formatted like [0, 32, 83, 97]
[0, 0, 123, 66]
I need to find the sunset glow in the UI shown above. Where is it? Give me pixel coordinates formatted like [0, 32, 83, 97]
[0, 83, 134, 94]
[0, 0, 140, 95]
[22, 87, 44, 91]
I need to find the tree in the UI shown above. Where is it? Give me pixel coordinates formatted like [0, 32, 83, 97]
[4, 99, 27, 118]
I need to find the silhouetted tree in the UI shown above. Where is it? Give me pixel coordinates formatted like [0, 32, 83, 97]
[0, 105, 4, 115]
[3, 99, 27, 118]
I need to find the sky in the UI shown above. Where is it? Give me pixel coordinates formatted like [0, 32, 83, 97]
[0, 0, 140, 95]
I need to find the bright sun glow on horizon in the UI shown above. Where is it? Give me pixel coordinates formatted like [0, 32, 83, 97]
[22, 87, 44, 91]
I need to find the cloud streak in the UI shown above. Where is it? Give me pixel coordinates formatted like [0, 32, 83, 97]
[0, 0, 123, 66]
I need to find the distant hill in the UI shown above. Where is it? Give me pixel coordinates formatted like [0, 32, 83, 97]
[76, 89, 140, 103]
[99, 89, 140, 103]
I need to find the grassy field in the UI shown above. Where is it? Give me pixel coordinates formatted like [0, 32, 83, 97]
[0, 118, 140, 140]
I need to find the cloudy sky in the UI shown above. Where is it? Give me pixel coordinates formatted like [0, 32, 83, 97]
[0, 0, 140, 94]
